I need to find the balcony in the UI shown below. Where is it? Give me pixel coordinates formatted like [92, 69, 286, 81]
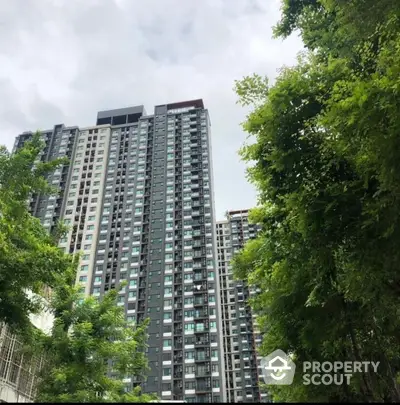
[195, 339, 209, 346]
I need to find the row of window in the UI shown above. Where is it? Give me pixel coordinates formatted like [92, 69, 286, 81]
[162, 336, 217, 347]
[163, 272, 215, 282]
[161, 379, 219, 390]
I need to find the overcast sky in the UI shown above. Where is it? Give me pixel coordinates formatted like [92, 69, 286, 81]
[0, 0, 303, 220]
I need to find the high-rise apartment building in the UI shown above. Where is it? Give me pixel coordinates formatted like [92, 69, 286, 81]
[13, 99, 226, 403]
[217, 210, 268, 403]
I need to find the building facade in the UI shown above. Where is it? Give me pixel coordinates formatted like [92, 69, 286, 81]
[13, 99, 225, 403]
[216, 210, 268, 403]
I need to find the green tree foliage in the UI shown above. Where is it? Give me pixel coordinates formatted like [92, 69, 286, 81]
[0, 133, 72, 336]
[35, 267, 154, 403]
[233, 0, 400, 402]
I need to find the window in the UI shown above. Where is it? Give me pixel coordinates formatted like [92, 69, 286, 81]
[79, 276, 87, 283]
[85, 235, 93, 241]
[163, 368, 171, 376]
[195, 323, 204, 332]
[80, 265, 89, 272]
[185, 365, 195, 374]
[87, 225, 94, 230]
[163, 312, 172, 320]
[185, 351, 194, 359]
[162, 383, 171, 391]
[185, 381, 196, 390]
[163, 340, 172, 347]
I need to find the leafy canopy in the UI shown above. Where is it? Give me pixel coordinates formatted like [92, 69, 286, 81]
[35, 267, 154, 403]
[233, 0, 400, 402]
[0, 133, 72, 336]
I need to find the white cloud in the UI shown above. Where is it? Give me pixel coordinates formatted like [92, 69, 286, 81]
[0, 0, 303, 219]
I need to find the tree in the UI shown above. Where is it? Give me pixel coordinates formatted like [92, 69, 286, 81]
[34, 266, 154, 403]
[233, 0, 400, 402]
[0, 133, 72, 336]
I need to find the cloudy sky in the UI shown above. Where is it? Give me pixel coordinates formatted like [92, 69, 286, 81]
[0, 0, 302, 220]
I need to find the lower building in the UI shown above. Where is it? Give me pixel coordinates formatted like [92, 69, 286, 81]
[0, 293, 53, 403]
[217, 210, 269, 403]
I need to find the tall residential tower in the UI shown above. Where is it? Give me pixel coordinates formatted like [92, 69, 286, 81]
[13, 100, 226, 403]
[217, 210, 267, 403]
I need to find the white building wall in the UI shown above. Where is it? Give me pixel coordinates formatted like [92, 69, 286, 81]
[58, 125, 111, 296]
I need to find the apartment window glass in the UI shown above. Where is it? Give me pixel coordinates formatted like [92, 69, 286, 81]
[185, 351, 195, 359]
[163, 340, 172, 347]
[185, 366, 195, 374]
